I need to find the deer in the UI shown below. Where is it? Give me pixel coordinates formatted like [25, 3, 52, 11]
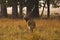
[24, 17, 36, 32]
[23, 4, 36, 32]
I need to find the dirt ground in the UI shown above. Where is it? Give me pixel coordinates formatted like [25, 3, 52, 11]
[0, 18, 60, 40]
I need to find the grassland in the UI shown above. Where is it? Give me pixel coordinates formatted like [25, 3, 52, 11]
[0, 18, 60, 40]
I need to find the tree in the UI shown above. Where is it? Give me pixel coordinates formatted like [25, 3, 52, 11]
[46, 0, 50, 18]
[34, 0, 39, 17]
[12, 0, 18, 18]
[26, 0, 39, 18]
[0, 0, 8, 17]
[18, 0, 25, 18]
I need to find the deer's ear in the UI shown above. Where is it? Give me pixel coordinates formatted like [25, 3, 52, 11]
[24, 17, 29, 22]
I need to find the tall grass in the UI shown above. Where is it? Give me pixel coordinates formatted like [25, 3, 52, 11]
[0, 18, 60, 40]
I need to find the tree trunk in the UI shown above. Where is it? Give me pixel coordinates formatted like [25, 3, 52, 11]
[19, 0, 25, 18]
[27, 0, 39, 18]
[12, 0, 18, 18]
[47, 0, 50, 18]
[33, 0, 39, 17]
[19, 5, 23, 18]
[1, 0, 8, 17]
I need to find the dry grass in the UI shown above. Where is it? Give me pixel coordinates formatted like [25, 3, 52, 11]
[0, 18, 60, 40]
